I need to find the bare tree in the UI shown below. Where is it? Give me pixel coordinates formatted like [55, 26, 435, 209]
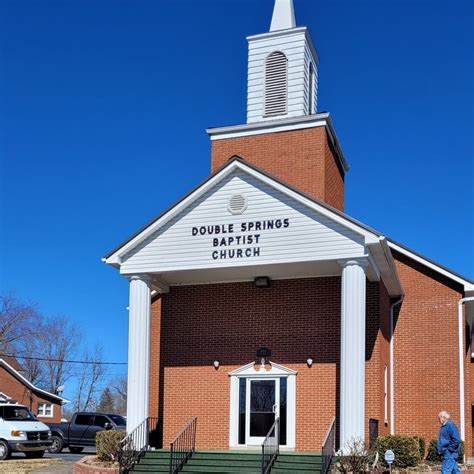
[111, 375, 127, 415]
[74, 344, 105, 411]
[0, 293, 40, 353]
[41, 315, 80, 394]
[17, 337, 46, 387]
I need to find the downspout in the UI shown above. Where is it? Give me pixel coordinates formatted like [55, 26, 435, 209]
[458, 296, 474, 442]
[390, 296, 403, 435]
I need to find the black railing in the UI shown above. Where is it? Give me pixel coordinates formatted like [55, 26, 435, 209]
[169, 416, 197, 474]
[261, 417, 280, 474]
[321, 416, 336, 474]
[119, 417, 159, 473]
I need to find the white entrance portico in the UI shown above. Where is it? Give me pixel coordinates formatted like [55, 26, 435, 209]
[104, 157, 403, 448]
[229, 361, 297, 448]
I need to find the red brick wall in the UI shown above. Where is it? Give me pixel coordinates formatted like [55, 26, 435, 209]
[393, 251, 467, 454]
[149, 277, 385, 451]
[210, 127, 345, 211]
[364, 281, 392, 443]
[0, 366, 61, 423]
[324, 139, 345, 211]
[149, 296, 162, 419]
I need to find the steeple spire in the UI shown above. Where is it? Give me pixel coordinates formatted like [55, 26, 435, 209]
[270, 0, 296, 31]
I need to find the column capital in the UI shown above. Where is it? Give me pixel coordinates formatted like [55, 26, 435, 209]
[128, 274, 152, 283]
[338, 258, 369, 270]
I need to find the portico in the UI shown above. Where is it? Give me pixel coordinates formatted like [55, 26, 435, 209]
[105, 157, 402, 451]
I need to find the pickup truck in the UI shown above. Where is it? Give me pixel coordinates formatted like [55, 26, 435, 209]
[0, 403, 52, 460]
[46, 412, 126, 453]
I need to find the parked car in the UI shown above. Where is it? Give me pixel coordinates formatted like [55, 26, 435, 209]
[0, 402, 52, 460]
[46, 412, 126, 453]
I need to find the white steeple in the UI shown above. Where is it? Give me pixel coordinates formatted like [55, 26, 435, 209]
[270, 0, 296, 31]
[246, 0, 319, 123]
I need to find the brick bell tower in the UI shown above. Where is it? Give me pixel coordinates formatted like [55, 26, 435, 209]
[207, 0, 348, 211]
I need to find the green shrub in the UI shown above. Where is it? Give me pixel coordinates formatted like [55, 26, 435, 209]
[376, 435, 420, 468]
[96, 430, 124, 463]
[413, 436, 426, 459]
[427, 438, 465, 462]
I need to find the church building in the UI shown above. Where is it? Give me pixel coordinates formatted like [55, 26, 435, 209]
[104, 0, 474, 459]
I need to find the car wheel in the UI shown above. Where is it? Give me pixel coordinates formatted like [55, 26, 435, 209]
[48, 435, 64, 454]
[0, 440, 11, 461]
[69, 446, 84, 454]
[25, 451, 45, 458]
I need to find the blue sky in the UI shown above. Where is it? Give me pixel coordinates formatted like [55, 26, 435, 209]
[1, 0, 473, 399]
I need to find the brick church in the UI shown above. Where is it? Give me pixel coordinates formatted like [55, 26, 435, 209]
[104, 0, 474, 457]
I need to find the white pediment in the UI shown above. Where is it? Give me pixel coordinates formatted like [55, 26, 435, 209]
[116, 164, 370, 275]
[229, 361, 297, 377]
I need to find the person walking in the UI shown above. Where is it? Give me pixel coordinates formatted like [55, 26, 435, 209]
[438, 410, 461, 474]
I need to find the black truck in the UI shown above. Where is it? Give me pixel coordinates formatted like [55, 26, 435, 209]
[46, 412, 126, 453]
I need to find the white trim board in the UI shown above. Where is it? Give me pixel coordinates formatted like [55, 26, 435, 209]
[388, 241, 474, 291]
[228, 361, 296, 449]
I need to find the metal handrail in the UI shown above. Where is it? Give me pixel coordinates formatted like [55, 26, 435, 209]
[321, 416, 336, 474]
[169, 416, 197, 474]
[261, 417, 280, 474]
[119, 417, 159, 473]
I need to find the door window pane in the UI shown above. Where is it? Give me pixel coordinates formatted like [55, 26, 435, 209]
[279, 378, 287, 445]
[250, 380, 275, 437]
[238, 378, 246, 444]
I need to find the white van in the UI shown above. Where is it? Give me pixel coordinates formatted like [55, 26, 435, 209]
[0, 402, 52, 460]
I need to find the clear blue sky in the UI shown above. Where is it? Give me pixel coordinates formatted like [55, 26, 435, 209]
[1, 1, 473, 398]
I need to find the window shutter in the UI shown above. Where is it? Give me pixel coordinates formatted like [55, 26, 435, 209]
[264, 52, 288, 117]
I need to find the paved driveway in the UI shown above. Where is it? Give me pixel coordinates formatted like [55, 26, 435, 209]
[47, 446, 96, 462]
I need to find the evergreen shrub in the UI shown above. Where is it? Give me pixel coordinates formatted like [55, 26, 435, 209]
[426, 438, 464, 462]
[96, 430, 124, 463]
[376, 435, 420, 468]
[413, 436, 426, 459]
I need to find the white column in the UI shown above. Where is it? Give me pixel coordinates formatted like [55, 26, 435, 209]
[339, 259, 368, 451]
[127, 275, 151, 433]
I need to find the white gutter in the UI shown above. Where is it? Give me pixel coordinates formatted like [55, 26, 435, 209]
[390, 296, 404, 435]
[458, 296, 474, 441]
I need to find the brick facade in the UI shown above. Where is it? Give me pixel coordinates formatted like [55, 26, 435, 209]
[146, 258, 469, 452]
[210, 127, 345, 211]
[392, 251, 468, 456]
[0, 365, 62, 423]
[148, 277, 393, 451]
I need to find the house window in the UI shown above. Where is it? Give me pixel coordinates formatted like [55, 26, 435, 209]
[384, 365, 388, 424]
[38, 403, 53, 418]
[264, 51, 288, 117]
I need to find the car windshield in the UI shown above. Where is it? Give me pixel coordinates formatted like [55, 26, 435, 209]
[3, 406, 36, 421]
[108, 415, 126, 426]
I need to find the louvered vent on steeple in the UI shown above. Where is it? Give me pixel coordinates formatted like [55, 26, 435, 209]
[264, 51, 288, 117]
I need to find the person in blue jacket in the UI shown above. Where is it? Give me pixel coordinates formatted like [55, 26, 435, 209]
[438, 410, 461, 474]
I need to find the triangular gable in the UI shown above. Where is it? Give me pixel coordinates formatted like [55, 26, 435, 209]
[229, 361, 297, 377]
[105, 158, 378, 274]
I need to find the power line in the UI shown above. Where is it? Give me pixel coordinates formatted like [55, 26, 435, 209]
[0, 352, 127, 366]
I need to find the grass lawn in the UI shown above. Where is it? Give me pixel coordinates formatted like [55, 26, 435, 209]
[0, 457, 65, 473]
